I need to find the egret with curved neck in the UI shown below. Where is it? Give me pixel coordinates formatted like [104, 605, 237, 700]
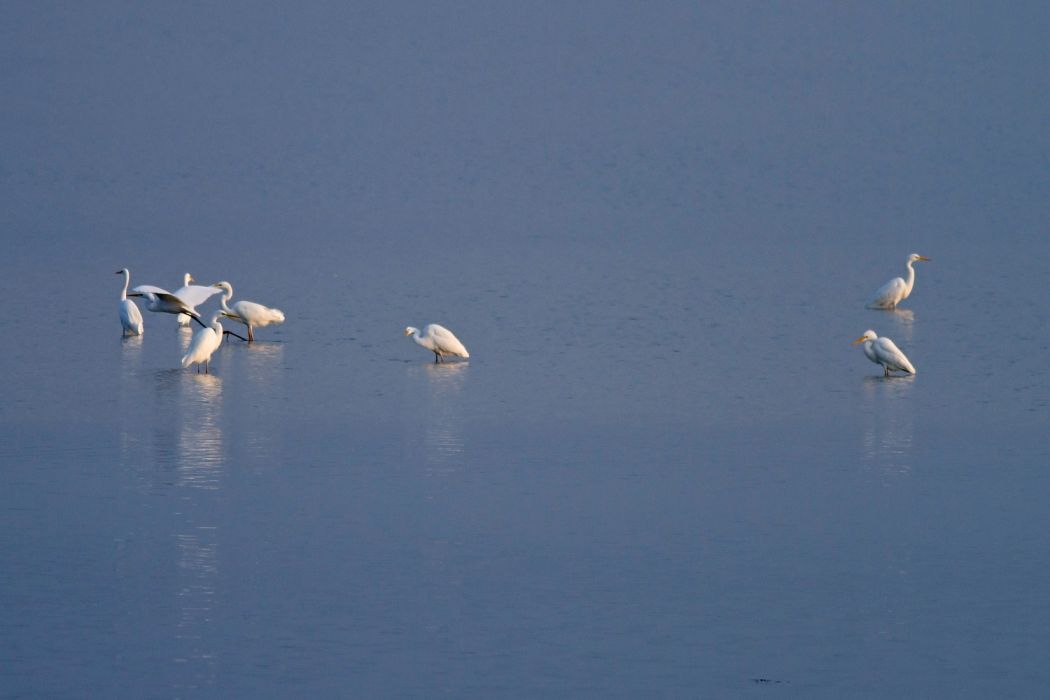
[405, 324, 470, 363]
[115, 268, 144, 336]
[868, 253, 930, 309]
[852, 329, 916, 376]
[182, 311, 225, 373]
[212, 281, 285, 342]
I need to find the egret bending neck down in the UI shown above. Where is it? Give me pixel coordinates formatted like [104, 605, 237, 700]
[852, 329, 916, 376]
[181, 311, 224, 373]
[405, 324, 470, 363]
[211, 281, 285, 342]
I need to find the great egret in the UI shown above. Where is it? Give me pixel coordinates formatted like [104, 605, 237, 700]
[129, 284, 208, 328]
[174, 273, 222, 326]
[211, 281, 285, 342]
[868, 253, 931, 309]
[115, 268, 144, 336]
[852, 330, 916, 376]
[404, 324, 470, 363]
[181, 311, 224, 373]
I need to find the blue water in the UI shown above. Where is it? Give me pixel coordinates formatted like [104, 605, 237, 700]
[2, 3, 1049, 697]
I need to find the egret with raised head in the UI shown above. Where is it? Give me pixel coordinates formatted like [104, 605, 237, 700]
[115, 268, 144, 336]
[868, 253, 930, 309]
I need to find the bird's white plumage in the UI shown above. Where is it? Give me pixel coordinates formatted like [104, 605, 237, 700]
[174, 273, 221, 326]
[212, 281, 285, 342]
[868, 253, 930, 309]
[405, 324, 470, 362]
[853, 330, 916, 375]
[132, 286, 204, 323]
[116, 268, 144, 336]
[181, 311, 224, 372]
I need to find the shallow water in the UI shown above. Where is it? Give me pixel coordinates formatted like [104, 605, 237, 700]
[2, 3, 1050, 698]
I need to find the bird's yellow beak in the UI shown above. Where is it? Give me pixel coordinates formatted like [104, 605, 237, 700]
[851, 336, 867, 345]
[918, 255, 931, 261]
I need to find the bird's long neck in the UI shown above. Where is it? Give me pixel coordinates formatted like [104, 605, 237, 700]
[864, 339, 877, 363]
[903, 260, 916, 298]
[220, 289, 233, 311]
[120, 272, 130, 300]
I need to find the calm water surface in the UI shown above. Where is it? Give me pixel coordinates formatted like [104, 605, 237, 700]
[2, 3, 1049, 698]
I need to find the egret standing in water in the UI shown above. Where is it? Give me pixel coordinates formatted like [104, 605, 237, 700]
[852, 330, 916, 376]
[181, 311, 225, 373]
[404, 324, 470, 363]
[174, 273, 222, 327]
[115, 268, 144, 336]
[211, 281, 285, 342]
[867, 253, 931, 309]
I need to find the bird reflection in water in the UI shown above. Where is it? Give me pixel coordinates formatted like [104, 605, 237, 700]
[414, 361, 468, 478]
[860, 374, 915, 479]
[241, 340, 285, 379]
[878, 307, 915, 343]
[177, 373, 224, 490]
[174, 526, 219, 688]
[172, 372, 224, 688]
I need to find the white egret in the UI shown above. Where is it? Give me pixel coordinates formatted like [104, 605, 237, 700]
[115, 268, 144, 336]
[181, 311, 224, 373]
[852, 330, 916, 376]
[129, 284, 208, 328]
[212, 281, 285, 342]
[174, 273, 222, 326]
[404, 324, 470, 363]
[868, 253, 931, 309]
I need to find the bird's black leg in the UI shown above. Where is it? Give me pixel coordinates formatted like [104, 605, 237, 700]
[192, 314, 208, 329]
[223, 330, 248, 342]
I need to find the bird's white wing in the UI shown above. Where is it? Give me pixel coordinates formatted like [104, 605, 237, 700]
[131, 284, 171, 295]
[873, 337, 915, 373]
[869, 277, 905, 307]
[426, 324, 469, 357]
[174, 284, 221, 308]
[155, 292, 196, 312]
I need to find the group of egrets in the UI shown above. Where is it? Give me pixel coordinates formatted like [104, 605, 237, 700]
[116, 268, 470, 372]
[852, 253, 931, 377]
[116, 269, 287, 372]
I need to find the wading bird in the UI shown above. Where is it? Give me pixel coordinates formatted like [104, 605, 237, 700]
[181, 311, 225, 373]
[404, 324, 470, 363]
[868, 253, 931, 309]
[212, 281, 285, 342]
[115, 268, 144, 336]
[852, 330, 916, 376]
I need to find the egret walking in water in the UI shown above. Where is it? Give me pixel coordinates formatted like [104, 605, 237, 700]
[130, 284, 208, 328]
[852, 330, 916, 376]
[181, 311, 225, 373]
[404, 324, 470, 363]
[867, 253, 931, 309]
[211, 281, 285, 342]
[174, 273, 222, 327]
[115, 268, 144, 336]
